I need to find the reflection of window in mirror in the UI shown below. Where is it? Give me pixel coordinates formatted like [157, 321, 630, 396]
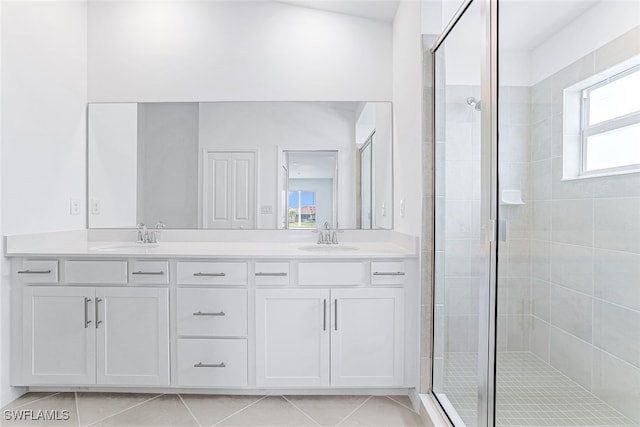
[288, 191, 317, 228]
[284, 151, 338, 229]
[357, 133, 374, 229]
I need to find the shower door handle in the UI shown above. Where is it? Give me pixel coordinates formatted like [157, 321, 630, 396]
[498, 220, 508, 242]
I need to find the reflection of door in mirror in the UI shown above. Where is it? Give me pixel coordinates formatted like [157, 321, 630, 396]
[358, 135, 374, 229]
[201, 151, 256, 229]
[285, 151, 337, 229]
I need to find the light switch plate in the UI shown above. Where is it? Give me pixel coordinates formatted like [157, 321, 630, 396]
[70, 198, 81, 215]
[260, 205, 273, 214]
[400, 200, 405, 218]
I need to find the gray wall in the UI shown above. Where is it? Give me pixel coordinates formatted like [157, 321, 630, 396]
[137, 103, 199, 228]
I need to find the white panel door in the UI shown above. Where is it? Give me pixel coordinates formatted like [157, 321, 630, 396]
[330, 288, 404, 386]
[256, 289, 330, 387]
[203, 151, 255, 229]
[22, 286, 96, 385]
[96, 287, 169, 385]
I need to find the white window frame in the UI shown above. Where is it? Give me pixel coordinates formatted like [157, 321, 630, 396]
[579, 64, 640, 176]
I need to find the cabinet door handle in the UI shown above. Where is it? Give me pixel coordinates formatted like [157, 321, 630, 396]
[194, 362, 226, 368]
[193, 311, 225, 316]
[193, 272, 226, 277]
[132, 271, 165, 276]
[334, 299, 338, 331]
[255, 272, 288, 277]
[17, 270, 52, 274]
[323, 299, 327, 331]
[372, 271, 405, 276]
[95, 298, 103, 328]
[84, 297, 92, 328]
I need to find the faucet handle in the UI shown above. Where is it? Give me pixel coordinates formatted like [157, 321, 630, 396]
[155, 221, 165, 229]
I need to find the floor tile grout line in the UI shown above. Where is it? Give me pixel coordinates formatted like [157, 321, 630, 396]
[335, 395, 373, 427]
[386, 395, 418, 414]
[281, 395, 322, 427]
[2, 392, 61, 411]
[211, 394, 269, 427]
[74, 392, 81, 427]
[84, 393, 164, 427]
[178, 394, 203, 427]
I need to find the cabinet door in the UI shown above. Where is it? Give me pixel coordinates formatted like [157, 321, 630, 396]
[22, 286, 96, 385]
[96, 287, 169, 385]
[330, 288, 404, 386]
[256, 289, 330, 387]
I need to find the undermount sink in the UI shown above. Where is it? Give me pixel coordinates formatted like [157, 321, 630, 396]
[298, 245, 359, 252]
[90, 243, 160, 252]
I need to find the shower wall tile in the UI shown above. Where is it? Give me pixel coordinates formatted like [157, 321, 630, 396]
[550, 114, 563, 157]
[506, 277, 530, 315]
[531, 118, 552, 161]
[531, 278, 550, 322]
[593, 248, 640, 311]
[551, 199, 593, 246]
[590, 172, 640, 198]
[549, 284, 592, 342]
[506, 315, 530, 351]
[549, 242, 593, 295]
[445, 161, 474, 201]
[591, 348, 640, 424]
[551, 157, 593, 200]
[593, 300, 640, 368]
[594, 25, 640, 74]
[530, 239, 550, 281]
[531, 200, 550, 241]
[549, 326, 592, 389]
[444, 200, 472, 239]
[445, 123, 473, 162]
[502, 126, 531, 164]
[531, 159, 552, 201]
[507, 239, 530, 277]
[531, 79, 551, 125]
[444, 239, 471, 277]
[445, 277, 476, 316]
[530, 317, 550, 362]
[593, 197, 640, 254]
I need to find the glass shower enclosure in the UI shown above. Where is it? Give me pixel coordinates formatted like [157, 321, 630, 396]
[431, 0, 640, 426]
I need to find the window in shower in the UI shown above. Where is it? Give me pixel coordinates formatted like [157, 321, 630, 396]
[565, 60, 640, 177]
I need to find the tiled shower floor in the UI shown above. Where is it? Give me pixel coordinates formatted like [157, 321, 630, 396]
[439, 352, 637, 427]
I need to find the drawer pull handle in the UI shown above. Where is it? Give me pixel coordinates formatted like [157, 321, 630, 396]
[193, 272, 226, 277]
[132, 271, 165, 276]
[255, 272, 288, 277]
[372, 271, 405, 276]
[18, 270, 52, 274]
[193, 311, 226, 316]
[194, 362, 226, 368]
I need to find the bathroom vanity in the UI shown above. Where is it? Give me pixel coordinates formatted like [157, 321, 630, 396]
[6, 230, 419, 398]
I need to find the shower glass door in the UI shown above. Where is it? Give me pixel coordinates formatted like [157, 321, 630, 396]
[432, 1, 496, 426]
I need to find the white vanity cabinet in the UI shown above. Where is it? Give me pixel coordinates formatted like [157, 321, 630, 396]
[21, 286, 169, 386]
[255, 287, 404, 387]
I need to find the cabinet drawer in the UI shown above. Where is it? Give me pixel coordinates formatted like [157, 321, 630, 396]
[177, 339, 247, 387]
[64, 260, 128, 284]
[17, 260, 58, 283]
[177, 288, 247, 336]
[129, 261, 169, 285]
[298, 262, 365, 286]
[177, 262, 247, 285]
[255, 262, 290, 286]
[371, 262, 405, 285]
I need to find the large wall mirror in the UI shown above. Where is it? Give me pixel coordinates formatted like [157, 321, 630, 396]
[88, 101, 393, 230]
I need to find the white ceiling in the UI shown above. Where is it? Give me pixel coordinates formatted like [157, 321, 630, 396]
[497, 0, 600, 51]
[288, 152, 338, 179]
[277, 0, 400, 22]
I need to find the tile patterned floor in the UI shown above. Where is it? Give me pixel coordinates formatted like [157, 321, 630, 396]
[1, 392, 423, 427]
[438, 352, 638, 427]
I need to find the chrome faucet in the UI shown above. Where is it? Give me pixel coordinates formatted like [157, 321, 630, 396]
[314, 222, 342, 245]
[136, 222, 165, 244]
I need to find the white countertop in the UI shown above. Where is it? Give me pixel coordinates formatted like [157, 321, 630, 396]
[4, 230, 418, 259]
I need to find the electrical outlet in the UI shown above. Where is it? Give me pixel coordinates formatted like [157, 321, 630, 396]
[260, 205, 273, 214]
[382, 202, 386, 217]
[90, 199, 100, 215]
[70, 198, 81, 215]
[400, 199, 405, 218]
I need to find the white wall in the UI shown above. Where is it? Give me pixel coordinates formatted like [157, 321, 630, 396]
[1, 0, 87, 406]
[2, 1, 87, 235]
[87, 1, 392, 102]
[531, 0, 640, 84]
[392, 0, 423, 237]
